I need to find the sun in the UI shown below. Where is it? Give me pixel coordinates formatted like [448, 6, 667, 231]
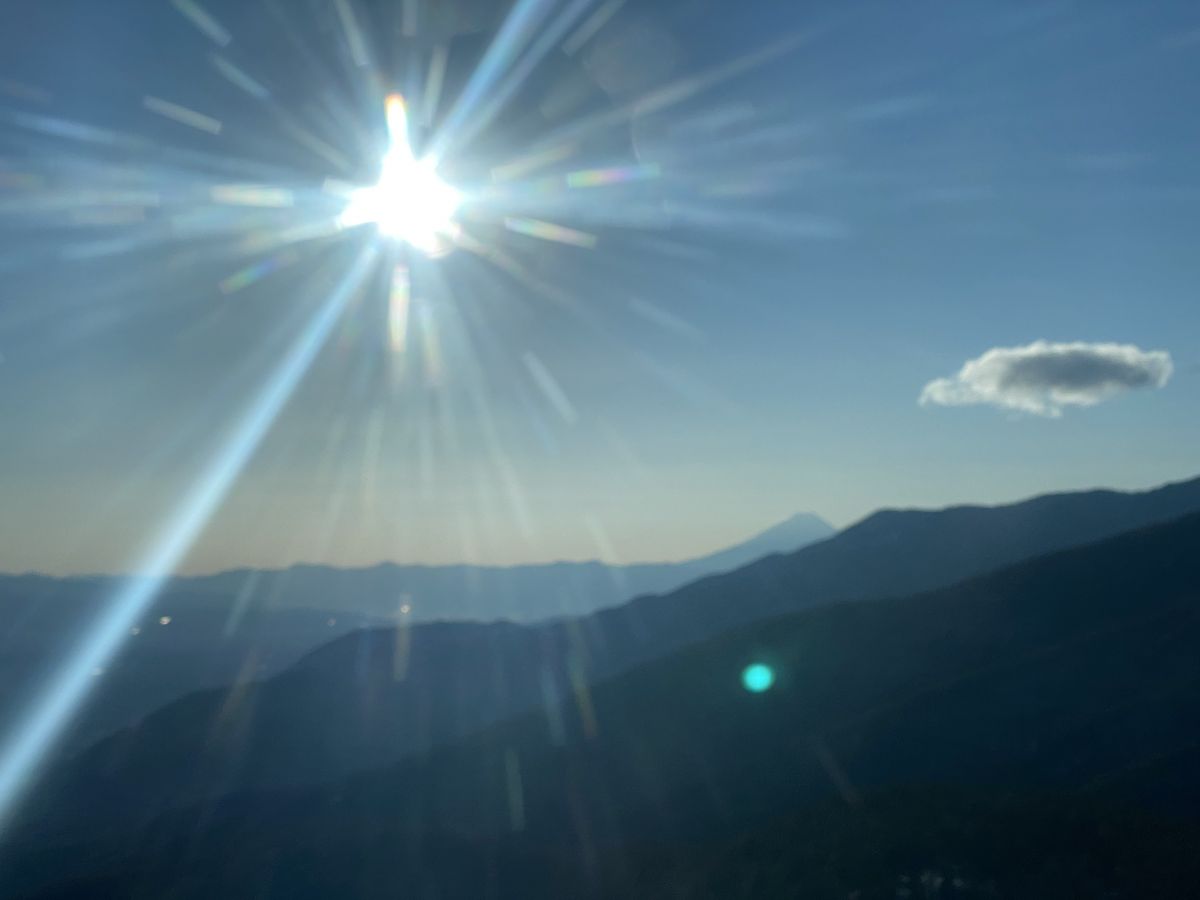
[339, 95, 461, 255]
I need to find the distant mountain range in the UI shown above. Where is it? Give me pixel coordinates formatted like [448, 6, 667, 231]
[10, 475, 1200, 858]
[6, 498, 1200, 898]
[0, 512, 833, 752]
[180, 510, 837, 621]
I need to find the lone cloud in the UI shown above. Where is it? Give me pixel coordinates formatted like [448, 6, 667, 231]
[920, 340, 1172, 417]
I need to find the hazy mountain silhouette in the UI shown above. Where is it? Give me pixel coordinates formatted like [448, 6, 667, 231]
[10, 476, 1200, 850]
[584, 474, 1200, 665]
[182, 511, 836, 621]
[6, 511, 1200, 899]
[661, 511, 835, 578]
[0, 580, 387, 754]
[0, 513, 833, 752]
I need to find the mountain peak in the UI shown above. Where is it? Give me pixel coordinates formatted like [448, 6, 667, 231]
[769, 511, 834, 531]
[687, 511, 835, 572]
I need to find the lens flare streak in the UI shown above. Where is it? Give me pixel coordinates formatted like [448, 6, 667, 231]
[504, 216, 596, 248]
[566, 164, 661, 188]
[170, 0, 231, 47]
[0, 0, 823, 833]
[143, 96, 223, 135]
[219, 250, 297, 294]
[388, 264, 411, 354]
[0, 245, 376, 831]
[431, 0, 557, 158]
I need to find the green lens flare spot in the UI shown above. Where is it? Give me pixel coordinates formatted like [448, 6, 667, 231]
[741, 663, 775, 693]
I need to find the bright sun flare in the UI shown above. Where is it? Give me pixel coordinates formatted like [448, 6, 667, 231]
[339, 95, 461, 254]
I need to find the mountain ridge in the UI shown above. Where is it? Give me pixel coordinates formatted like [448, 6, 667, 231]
[8, 510, 1200, 899]
[0, 512, 835, 753]
[0, 511, 835, 588]
[13, 475, 1200, 849]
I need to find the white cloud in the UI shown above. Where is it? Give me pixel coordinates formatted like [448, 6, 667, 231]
[920, 340, 1173, 417]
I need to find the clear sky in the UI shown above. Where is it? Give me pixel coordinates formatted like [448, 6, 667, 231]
[1, 0, 1198, 575]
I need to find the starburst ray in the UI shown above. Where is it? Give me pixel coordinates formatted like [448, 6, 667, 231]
[0, 0, 826, 832]
[0, 243, 377, 830]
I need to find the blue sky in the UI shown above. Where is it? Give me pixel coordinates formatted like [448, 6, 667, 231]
[1, 0, 1198, 574]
